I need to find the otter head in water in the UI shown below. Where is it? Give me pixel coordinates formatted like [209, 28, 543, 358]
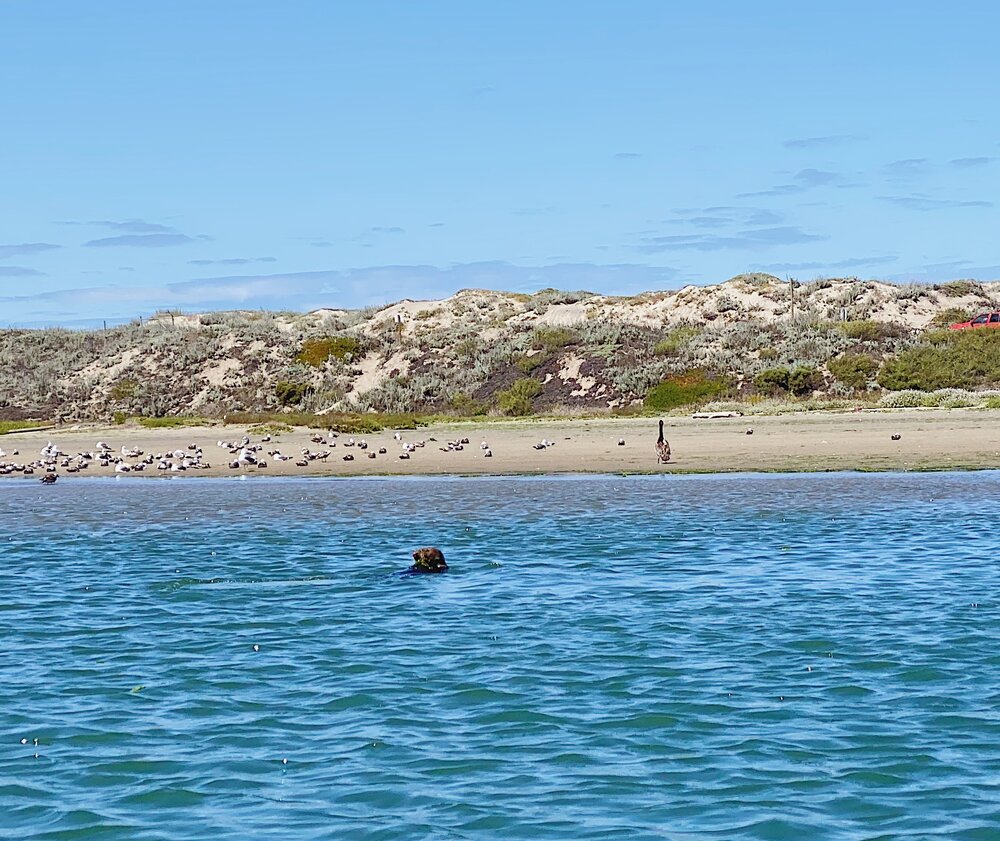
[410, 547, 448, 573]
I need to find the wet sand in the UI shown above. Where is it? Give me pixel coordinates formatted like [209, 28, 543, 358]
[3, 409, 1000, 478]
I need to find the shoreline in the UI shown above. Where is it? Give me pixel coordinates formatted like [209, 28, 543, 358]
[2, 408, 1000, 478]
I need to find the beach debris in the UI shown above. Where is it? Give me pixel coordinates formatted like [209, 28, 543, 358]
[410, 547, 448, 573]
[655, 420, 671, 463]
[692, 411, 743, 419]
[891, 433, 901, 441]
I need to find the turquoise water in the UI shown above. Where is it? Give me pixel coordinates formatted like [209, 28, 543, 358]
[2, 474, 1000, 840]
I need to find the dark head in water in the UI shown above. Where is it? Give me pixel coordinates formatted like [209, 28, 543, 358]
[410, 547, 448, 573]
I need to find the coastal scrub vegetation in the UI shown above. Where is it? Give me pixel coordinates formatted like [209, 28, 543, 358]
[224, 411, 429, 434]
[137, 416, 214, 429]
[645, 372, 728, 410]
[877, 329, 1000, 391]
[827, 354, 878, 390]
[297, 336, 360, 367]
[497, 378, 543, 416]
[0, 420, 47, 434]
[2, 277, 1000, 422]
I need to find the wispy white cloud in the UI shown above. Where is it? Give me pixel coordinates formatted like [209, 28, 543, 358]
[83, 233, 200, 248]
[950, 156, 993, 168]
[0, 242, 60, 259]
[877, 195, 992, 211]
[749, 256, 897, 274]
[187, 257, 277, 266]
[0, 266, 45, 277]
[783, 134, 866, 149]
[59, 218, 177, 233]
[635, 226, 826, 254]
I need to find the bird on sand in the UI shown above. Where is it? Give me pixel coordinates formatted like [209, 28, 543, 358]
[656, 419, 671, 464]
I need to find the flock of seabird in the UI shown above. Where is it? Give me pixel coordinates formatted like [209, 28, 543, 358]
[0, 440, 215, 481]
[0, 419, 679, 483]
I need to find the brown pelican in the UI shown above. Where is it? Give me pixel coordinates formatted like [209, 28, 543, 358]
[656, 420, 671, 464]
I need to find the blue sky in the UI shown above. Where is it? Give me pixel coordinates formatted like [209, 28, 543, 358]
[2, 0, 999, 326]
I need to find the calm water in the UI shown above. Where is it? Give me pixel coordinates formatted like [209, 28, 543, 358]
[2, 474, 1000, 840]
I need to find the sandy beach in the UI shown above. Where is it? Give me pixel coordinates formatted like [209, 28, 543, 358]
[3, 408, 1000, 478]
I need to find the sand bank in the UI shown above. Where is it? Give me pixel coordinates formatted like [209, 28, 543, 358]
[2, 409, 1000, 479]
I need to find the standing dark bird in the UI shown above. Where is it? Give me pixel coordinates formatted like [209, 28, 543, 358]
[656, 419, 671, 464]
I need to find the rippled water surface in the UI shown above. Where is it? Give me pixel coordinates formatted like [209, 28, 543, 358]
[3, 474, 1000, 840]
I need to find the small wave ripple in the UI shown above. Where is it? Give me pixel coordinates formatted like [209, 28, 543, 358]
[2, 474, 1000, 839]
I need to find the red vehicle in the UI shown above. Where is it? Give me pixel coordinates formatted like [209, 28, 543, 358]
[949, 312, 1000, 330]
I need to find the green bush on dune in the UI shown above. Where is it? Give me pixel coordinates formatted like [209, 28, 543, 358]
[645, 371, 727, 410]
[878, 329, 1000, 391]
[827, 354, 878, 390]
[296, 336, 360, 367]
[753, 366, 822, 396]
[275, 381, 314, 406]
[497, 378, 542, 416]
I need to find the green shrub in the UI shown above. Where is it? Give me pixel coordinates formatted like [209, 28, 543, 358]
[530, 326, 578, 353]
[827, 354, 878, 390]
[113, 411, 127, 425]
[839, 320, 906, 342]
[137, 416, 212, 429]
[877, 329, 1000, 391]
[449, 393, 489, 416]
[454, 338, 478, 360]
[224, 411, 428, 433]
[296, 336, 360, 367]
[497, 378, 542, 416]
[937, 280, 979, 298]
[0, 420, 47, 434]
[758, 346, 779, 361]
[110, 379, 139, 400]
[249, 422, 293, 435]
[754, 368, 790, 393]
[788, 366, 822, 396]
[515, 353, 547, 373]
[929, 307, 973, 328]
[653, 326, 701, 356]
[644, 371, 727, 410]
[275, 381, 313, 406]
